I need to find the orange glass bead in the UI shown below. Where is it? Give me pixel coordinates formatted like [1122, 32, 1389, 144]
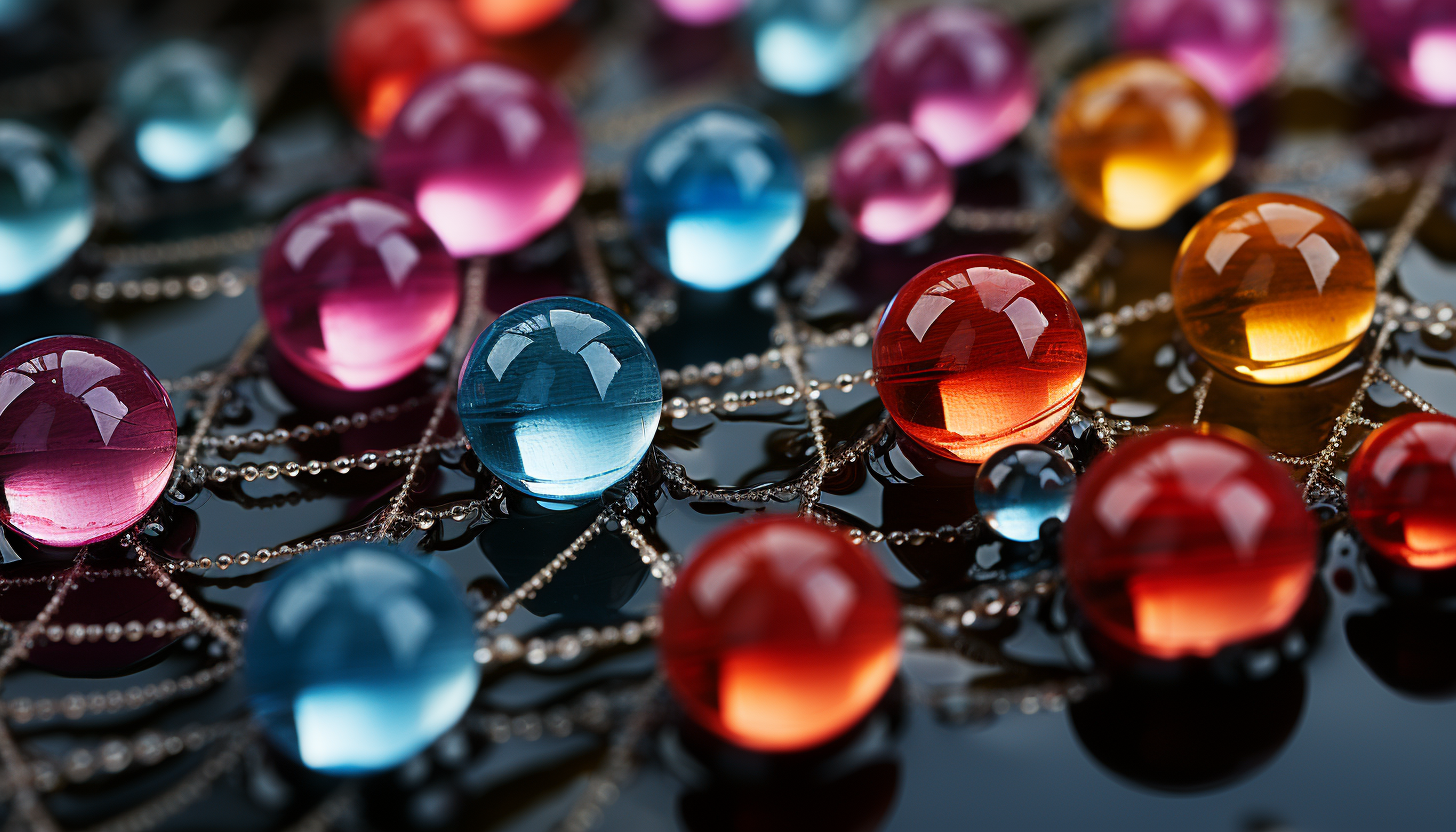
[873, 254, 1087, 464]
[1051, 55, 1234, 229]
[457, 0, 574, 36]
[1348, 413, 1456, 570]
[659, 516, 901, 752]
[1172, 193, 1376, 384]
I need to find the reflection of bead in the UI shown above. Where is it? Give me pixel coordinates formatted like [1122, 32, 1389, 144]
[1051, 56, 1234, 229]
[1116, 0, 1281, 106]
[974, 444, 1076, 542]
[1172, 193, 1375, 384]
[457, 0, 574, 36]
[0, 121, 93, 294]
[1063, 429, 1317, 659]
[1348, 413, 1456, 571]
[1353, 0, 1456, 105]
[747, 0, 872, 96]
[830, 121, 953, 245]
[654, 0, 748, 27]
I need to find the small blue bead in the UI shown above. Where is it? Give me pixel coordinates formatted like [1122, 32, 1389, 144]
[749, 0, 872, 96]
[244, 545, 478, 776]
[623, 106, 805, 291]
[115, 40, 255, 181]
[0, 0, 43, 30]
[975, 444, 1077, 542]
[458, 296, 662, 502]
[0, 121, 93, 295]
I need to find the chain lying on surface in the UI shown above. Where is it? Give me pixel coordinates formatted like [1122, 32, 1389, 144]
[68, 268, 257, 303]
[475, 616, 661, 668]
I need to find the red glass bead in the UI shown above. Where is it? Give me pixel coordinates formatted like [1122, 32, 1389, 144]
[873, 254, 1086, 464]
[0, 336, 177, 547]
[830, 121, 953, 245]
[659, 515, 901, 752]
[1063, 428, 1317, 659]
[1348, 412, 1456, 570]
[457, 0, 575, 36]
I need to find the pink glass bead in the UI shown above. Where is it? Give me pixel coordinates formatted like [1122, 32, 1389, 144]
[1353, 0, 1456, 105]
[376, 62, 584, 257]
[0, 336, 177, 547]
[830, 121, 953, 245]
[1116, 0, 1281, 106]
[261, 190, 460, 391]
[654, 0, 748, 27]
[864, 6, 1037, 166]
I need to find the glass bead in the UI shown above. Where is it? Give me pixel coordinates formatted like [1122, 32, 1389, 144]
[747, 0, 872, 96]
[1116, 0, 1281, 106]
[1353, 0, 1456, 105]
[873, 254, 1087, 464]
[244, 545, 478, 776]
[1051, 55, 1234, 230]
[260, 190, 461, 391]
[333, 0, 481, 137]
[655, 0, 748, 27]
[457, 0, 574, 36]
[457, 296, 662, 502]
[864, 6, 1036, 166]
[1063, 428, 1317, 659]
[1172, 193, 1375, 385]
[623, 106, 805, 292]
[0, 0, 42, 30]
[376, 62, 584, 257]
[659, 515, 901, 752]
[0, 121, 93, 295]
[830, 121, 953, 245]
[974, 443, 1077, 543]
[0, 336, 177, 548]
[114, 40, 256, 182]
[1347, 413, 1456, 571]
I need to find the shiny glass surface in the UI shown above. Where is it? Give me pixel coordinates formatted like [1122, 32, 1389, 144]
[0, 120, 93, 294]
[748, 0, 872, 96]
[974, 443, 1077, 542]
[1352, 0, 1456, 105]
[1348, 412, 1456, 570]
[830, 121, 953, 245]
[1116, 0, 1281, 106]
[457, 0, 574, 35]
[654, 0, 748, 26]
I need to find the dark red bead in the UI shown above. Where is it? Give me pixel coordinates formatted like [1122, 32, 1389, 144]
[1348, 412, 1456, 570]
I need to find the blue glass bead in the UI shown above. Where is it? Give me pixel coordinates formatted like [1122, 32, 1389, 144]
[115, 40, 256, 181]
[623, 106, 805, 291]
[0, 121, 93, 294]
[974, 443, 1077, 542]
[244, 545, 478, 776]
[748, 0, 872, 96]
[0, 0, 43, 30]
[458, 296, 663, 502]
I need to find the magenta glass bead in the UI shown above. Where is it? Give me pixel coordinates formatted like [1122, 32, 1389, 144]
[261, 189, 460, 391]
[376, 62, 584, 257]
[864, 6, 1036, 166]
[831, 121, 953, 245]
[1116, 0, 1280, 106]
[1353, 0, 1456, 105]
[654, 0, 747, 26]
[0, 336, 177, 547]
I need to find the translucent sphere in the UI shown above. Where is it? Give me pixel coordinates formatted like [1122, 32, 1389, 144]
[864, 6, 1036, 166]
[1172, 193, 1375, 384]
[1348, 413, 1456, 571]
[377, 62, 584, 257]
[115, 40, 256, 181]
[457, 296, 662, 502]
[1353, 0, 1456, 105]
[974, 443, 1077, 542]
[0, 336, 177, 547]
[659, 515, 901, 752]
[655, 0, 748, 26]
[260, 190, 461, 391]
[0, 121, 93, 294]
[1051, 55, 1234, 229]
[830, 121, 953, 245]
[1116, 0, 1281, 106]
[457, 0, 575, 35]
[245, 545, 478, 776]
[748, 0, 872, 96]
[623, 106, 805, 291]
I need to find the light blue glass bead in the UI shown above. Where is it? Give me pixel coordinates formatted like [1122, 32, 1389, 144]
[0, 0, 43, 30]
[623, 106, 805, 292]
[458, 296, 662, 502]
[974, 443, 1077, 542]
[0, 121, 93, 294]
[244, 545, 478, 776]
[748, 0, 872, 96]
[115, 40, 255, 181]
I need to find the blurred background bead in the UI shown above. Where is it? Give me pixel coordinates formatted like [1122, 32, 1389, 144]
[830, 121, 952, 244]
[458, 296, 662, 502]
[0, 0, 43, 30]
[0, 336, 176, 547]
[1116, 0, 1281, 106]
[1172, 193, 1375, 384]
[974, 443, 1077, 542]
[747, 0, 872, 96]
[114, 40, 255, 181]
[245, 545, 479, 776]
[1051, 55, 1234, 229]
[1348, 413, 1456, 571]
[260, 190, 460, 391]
[1352, 0, 1456, 105]
[623, 105, 804, 291]
[0, 121, 93, 294]
[864, 6, 1036, 166]
[457, 0, 574, 36]
[656, 0, 748, 26]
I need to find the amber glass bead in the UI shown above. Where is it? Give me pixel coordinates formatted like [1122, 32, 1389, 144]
[873, 254, 1087, 464]
[457, 0, 574, 36]
[1051, 55, 1234, 229]
[1172, 193, 1375, 384]
[659, 516, 901, 752]
[1063, 428, 1317, 659]
[1348, 413, 1456, 570]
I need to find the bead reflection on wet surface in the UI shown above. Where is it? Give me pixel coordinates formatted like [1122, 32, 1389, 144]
[748, 0, 871, 96]
[1353, 0, 1456, 105]
[0, 121, 93, 294]
[1348, 413, 1456, 571]
[974, 444, 1076, 542]
[1116, 0, 1281, 106]
[830, 121, 953, 245]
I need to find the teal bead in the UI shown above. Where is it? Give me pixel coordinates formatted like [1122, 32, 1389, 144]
[0, 121, 93, 294]
[749, 0, 873, 95]
[974, 443, 1077, 542]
